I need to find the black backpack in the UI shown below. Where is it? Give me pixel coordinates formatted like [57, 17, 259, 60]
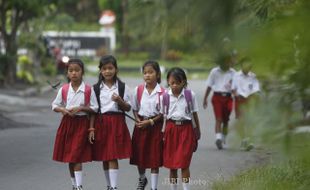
[93, 80, 125, 113]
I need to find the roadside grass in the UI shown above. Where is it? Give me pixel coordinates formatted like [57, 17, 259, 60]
[212, 159, 310, 190]
[212, 131, 310, 190]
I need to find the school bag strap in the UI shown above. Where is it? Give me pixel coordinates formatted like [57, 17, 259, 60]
[118, 80, 125, 100]
[61, 83, 92, 106]
[184, 89, 193, 113]
[162, 89, 193, 115]
[93, 83, 101, 113]
[137, 84, 165, 110]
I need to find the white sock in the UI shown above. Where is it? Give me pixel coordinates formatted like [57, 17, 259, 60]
[140, 172, 146, 179]
[216, 133, 222, 140]
[170, 183, 177, 190]
[151, 173, 158, 189]
[183, 182, 190, 190]
[109, 169, 118, 188]
[74, 171, 83, 187]
[104, 169, 111, 187]
[71, 177, 77, 187]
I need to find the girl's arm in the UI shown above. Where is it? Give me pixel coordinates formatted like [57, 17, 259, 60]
[113, 94, 131, 111]
[88, 114, 96, 144]
[136, 114, 163, 128]
[192, 112, 201, 140]
[133, 110, 141, 122]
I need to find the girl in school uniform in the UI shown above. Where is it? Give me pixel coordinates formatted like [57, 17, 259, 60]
[130, 60, 164, 190]
[52, 58, 98, 190]
[161, 67, 201, 190]
[232, 57, 260, 150]
[88, 55, 132, 190]
[203, 53, 236, 150]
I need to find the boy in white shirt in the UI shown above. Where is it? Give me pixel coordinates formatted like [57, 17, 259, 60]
[232, 57, 260, 150]
[203, 53, 236, 150]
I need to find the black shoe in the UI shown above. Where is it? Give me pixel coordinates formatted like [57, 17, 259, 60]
[76, 186, 83, 190]
[215, 139, 223, 150]
[72, 186, 77, 190]
[137, 177, 148, 190]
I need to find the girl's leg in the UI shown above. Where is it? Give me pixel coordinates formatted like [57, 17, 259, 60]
[170, 169, 178, 190]
[108, 159, 119, 189]
[103, 161, 110, 189]
[73, 163, 83, 188]
[69, 163, 77, 188]
[150, 168, 159, 190]
[181, 168, 190, 190]
[137, 167, 148, 189]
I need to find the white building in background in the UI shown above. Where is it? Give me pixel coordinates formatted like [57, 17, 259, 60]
[43, 30, 116, 57]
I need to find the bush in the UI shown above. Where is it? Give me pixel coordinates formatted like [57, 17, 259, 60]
[41, 58, 57, 76]
[17, 55, 34, 84]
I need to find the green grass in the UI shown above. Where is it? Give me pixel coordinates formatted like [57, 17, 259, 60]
[212, 160, 310, 190]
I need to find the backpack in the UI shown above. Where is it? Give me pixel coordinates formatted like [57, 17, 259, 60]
[162, 88, 193, 115]
[93, 80, 125, 113]
[61, 83, 92, 106]
[136, 84, 165, 111]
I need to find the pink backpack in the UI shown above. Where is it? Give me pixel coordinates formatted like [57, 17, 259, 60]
[61, 83, 92, 106]
[162, 88, 193, 115]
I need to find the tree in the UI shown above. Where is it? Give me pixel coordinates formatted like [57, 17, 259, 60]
[0, 0, 58, 85]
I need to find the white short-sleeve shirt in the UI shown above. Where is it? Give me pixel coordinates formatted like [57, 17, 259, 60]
[132, 83, 164, 117]
[232, 70, 260, 98]
[51, 82, 98, 115]
[99, 80, 132, 113]
[160, 88, 198, 121]
[206, 67, 236, 93]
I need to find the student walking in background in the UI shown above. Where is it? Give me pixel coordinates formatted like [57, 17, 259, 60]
[232, 57, 260, 151]
[130, 61, 165, 190]
[88, 55, 132, 190]
[203, 53, 236, 150]
[52, 59, 98, 190]
[161, 67, 201, 190]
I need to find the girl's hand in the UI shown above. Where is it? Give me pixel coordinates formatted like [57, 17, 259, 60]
[136, 120, 151, 129]
[69, 106, 82, 115]
[88, 131, 95, 144]
[111, 93, 122, 103]
[195, 127, 201, 140]
[61, 107, 73, 116]
[203, 99, 208, 109]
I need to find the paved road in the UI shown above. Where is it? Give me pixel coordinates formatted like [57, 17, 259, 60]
[0, 77, 261, 190]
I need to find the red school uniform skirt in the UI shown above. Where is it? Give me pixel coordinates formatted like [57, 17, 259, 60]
[211, 93, 233, 123]
[92, 113, 132, 161]
[163, 120, 196, 169]
[130, 117, 163, 168]
[53, 115, 92, 163]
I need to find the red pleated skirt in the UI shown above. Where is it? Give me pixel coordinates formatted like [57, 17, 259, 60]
[130, 119, 163, 168]
[92, 113, 132, 161]
[163, 121, 196, 169]
[53, 115, 92, 163]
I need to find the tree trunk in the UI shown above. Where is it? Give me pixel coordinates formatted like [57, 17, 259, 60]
[4, 35, 18, 85]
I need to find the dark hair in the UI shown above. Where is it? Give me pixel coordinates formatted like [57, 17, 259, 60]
[166, 67, 188, 88]
[66, 58, 85, 74]
[142, 60, 161, 84]
[96, 55, 120, 85]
